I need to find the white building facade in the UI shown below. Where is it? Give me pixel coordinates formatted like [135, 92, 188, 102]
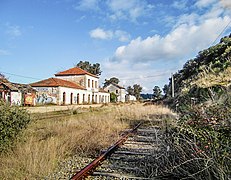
[31, 67, 110, 105]
[104, 83, 126, 102]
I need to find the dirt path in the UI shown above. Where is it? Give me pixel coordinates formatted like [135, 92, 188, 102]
[23, 104, 103, 113]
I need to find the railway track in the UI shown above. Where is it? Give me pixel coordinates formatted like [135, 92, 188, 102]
[71, 120, 165, 180]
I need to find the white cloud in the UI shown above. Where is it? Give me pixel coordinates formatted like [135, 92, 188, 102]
[6, 25, 22, 37]
[89, 28, 130, 42]
[219, 0, 231, 9]
[88, 1, 231, 93]
[171, 13, 200, 29]
[0, 49, 10, 56]
[195, 0, 217, 8]
[90, 28, 113, 40]
[115, 30, 131, 42]
[172, 0, 188, 10]
[171, 5, 225, 30]
[101, 59, 175, 93]
[112, 6, 231, 63]
[103, 2, 231, 92]
[74, 0, 100, 10]
[107, 0, 154, 22]
[73, 0, 154, 23]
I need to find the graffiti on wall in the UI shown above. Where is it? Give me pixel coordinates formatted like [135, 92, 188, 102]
[36, 93, 57, 104]
[34, 87, 58, 104]
[25, 94, 35, 106]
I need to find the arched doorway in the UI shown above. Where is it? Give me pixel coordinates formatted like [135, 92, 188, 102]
[88, 94, 90, 104]
[95, 95, 97, 103]
[70, 93, 73, 104]
[83, 94, 85, 103]
[63, 92, 66, 105]
[77, 93, 79, 104]
[92, 94, 94, 103]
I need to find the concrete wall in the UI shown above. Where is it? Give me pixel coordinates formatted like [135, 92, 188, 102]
[97, 92, 110, 103]
[59, 87, 86, 105]
[85, 75, 99, 92]
[56, 74, 99, 91]
[118, 89, 126, 102]
[33, 86, 110, 105]
[58, 87, 110, 105]
[56, 75, 86, 87]
[33, 87, 58, 105]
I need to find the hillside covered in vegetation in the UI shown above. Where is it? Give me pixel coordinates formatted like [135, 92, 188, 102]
[161, 34, 231, 179]
[165, 33, 231, 107]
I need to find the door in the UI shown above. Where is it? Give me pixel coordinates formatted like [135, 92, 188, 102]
[63, 92, 66, 105]
[70, 93, 73, 104]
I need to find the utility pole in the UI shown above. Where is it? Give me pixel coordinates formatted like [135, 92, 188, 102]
[171, 73, 174, 98]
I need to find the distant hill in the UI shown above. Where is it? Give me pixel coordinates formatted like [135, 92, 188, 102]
[140, 93, 153, 100]
[165, 33, 231, 107]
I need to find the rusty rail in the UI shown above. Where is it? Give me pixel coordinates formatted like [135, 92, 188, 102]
[71, 122, 142, 180]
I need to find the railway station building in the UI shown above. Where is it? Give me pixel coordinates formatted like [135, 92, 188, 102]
[30, 67, 110, 105]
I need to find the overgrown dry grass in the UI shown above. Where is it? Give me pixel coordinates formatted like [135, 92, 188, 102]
[192, 67, 231, 88]
[0, 103, 174, 179]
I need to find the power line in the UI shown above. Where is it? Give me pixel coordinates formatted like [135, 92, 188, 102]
[119, 67, 178, 80]
[0, 71, 41, 80]
[1, 69, 173, 82]
[120, 72, 171, 80]
[211, 19, 231, 46]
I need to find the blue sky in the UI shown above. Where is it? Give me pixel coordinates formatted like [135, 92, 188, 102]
[0, 0, 231, 93]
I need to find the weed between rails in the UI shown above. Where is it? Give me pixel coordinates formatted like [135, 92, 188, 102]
[0, 103, 174, 179]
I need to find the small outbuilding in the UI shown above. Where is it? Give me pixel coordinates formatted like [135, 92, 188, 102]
[104, 83, 126, 102]
[0, 79, 36, 106]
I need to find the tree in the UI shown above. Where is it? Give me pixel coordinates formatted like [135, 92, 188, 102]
[127, 86, 134, 95]
[76, 61, 102, 75]
[103, 77, 120, 88]
[153, 86, 162, 100]
[163, 84, 170, 98]
[133, 84, 142, 100]
[127, 84, 142, 100]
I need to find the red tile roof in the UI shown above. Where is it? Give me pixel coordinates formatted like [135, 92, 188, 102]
[30, 78, 85, 90]
[55, 67, 99, 78]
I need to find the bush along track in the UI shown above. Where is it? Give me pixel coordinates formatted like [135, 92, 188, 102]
[160, 102, 231, 179]
[160, 34, 231, 179]
[0, 100, 31, 153]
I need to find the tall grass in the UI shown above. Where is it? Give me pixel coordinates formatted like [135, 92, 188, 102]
[0, 103, 174, 179]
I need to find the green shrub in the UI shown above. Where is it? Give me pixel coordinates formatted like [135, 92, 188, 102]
[175, 98, 231, 179]
[110, 92, 117, 102]
[0, 100, 30, 153]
